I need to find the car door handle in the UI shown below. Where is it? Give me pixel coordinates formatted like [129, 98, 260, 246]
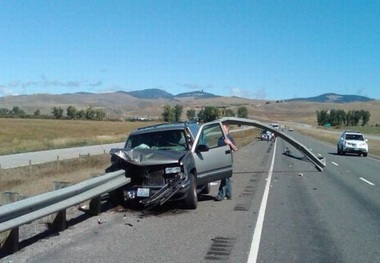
[225, 150, 231, 154]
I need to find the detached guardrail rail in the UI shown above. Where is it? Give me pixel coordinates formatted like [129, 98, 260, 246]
[0, 170, 130, 255]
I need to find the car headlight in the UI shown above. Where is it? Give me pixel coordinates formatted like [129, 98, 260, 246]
[165, 167, 181, 174]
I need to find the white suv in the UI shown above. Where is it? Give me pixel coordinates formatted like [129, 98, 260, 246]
[337, 131, 368, 157]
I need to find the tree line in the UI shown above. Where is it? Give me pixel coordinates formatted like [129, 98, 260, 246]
[316, 109, 370, 127]
[162, 105, 248, 122]
[0, 106, 106, 120]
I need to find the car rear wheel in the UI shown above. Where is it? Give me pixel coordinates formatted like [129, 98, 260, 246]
[337, 146, 342, 155]
[363, 153, 368, 157]
[184, 173, 198, 209]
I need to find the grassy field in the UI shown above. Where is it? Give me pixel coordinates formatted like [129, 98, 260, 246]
[0, 119, 160, 155]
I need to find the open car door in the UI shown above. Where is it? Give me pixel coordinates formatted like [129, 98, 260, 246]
[192, 121, 233, 185]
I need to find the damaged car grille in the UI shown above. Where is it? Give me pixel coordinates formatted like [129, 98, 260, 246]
[124, 163, 165, 186]
[142, 168, 165, 186]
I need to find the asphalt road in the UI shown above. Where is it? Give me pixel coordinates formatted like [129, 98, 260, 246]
[3, 132, 380, 263]
[0, 143, 124, 169]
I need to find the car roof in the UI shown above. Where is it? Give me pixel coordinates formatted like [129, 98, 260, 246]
[131, 122, 199, 136]
[342, 130, 362, 135]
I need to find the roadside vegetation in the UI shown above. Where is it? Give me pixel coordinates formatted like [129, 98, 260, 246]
[0, 119, 159, 155]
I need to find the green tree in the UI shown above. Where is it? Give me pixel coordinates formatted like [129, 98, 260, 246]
[11, 106, 25, 116]
[85, 106, 96, 120]
[172, 104, 183, 122]
[361, 110, 370, 126]
[34, 109, 40, 116]
[76, 110, 85, 119]
[95, 109, 106, 120]
[186, 109, 196, 120]
[237, 106, 248, 118]
[224, 109, 235, 117]
[51, 107, 64, 119]
[198, 106, 219, 122]
[67, 106, 77, 119]
[162, 105, 173, 122]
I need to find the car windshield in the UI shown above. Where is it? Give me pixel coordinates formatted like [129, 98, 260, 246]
[125, 130, 189, 151]
[345, 134, 364, 141]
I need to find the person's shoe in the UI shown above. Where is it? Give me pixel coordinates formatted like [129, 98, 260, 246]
[215, 196, 223, 201]
[226, 196, 232, 200]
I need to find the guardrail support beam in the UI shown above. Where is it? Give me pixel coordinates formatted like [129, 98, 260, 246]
[50, 210, 67, 231]
[89, 196, 101, 215]
[1, 192, 20, 254]
[1, 227, 19, 255]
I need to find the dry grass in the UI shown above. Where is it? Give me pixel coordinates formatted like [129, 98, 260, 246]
[0, 154, 110, 203]
[0, 119, 160, 155]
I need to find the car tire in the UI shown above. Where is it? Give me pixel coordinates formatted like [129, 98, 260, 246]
[363, 153, 368, 157]
[200, 182, 211, 194]
[184, 173, 198, 209]
[337, 146, 343, 155]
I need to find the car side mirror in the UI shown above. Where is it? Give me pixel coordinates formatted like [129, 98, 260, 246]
[195, 144, 209, 152]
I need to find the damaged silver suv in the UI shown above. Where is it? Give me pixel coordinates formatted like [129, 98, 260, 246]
[106, 121, 233, 209]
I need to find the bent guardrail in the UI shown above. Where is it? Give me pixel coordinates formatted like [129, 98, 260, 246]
[0, 170, 130, 255]
[217, 117, 326, 171]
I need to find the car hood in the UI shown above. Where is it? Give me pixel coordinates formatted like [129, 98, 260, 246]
[110, 148, 186, 166]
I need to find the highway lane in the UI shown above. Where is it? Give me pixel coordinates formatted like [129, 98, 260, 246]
[0, 143, 124, 169]
[257, 132, 380, 263]
[3, 133, 380, 262]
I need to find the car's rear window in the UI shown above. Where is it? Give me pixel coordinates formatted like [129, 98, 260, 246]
[345, 134, 364, 141]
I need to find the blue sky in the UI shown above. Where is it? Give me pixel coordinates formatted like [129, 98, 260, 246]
[1, 0, 379, 100]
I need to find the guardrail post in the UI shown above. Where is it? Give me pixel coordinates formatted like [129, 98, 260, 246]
[89, 196, 102, 215]
[1, 192, 20, 254]
[89, 173, 102, 215]
[49, 182, 71, 231]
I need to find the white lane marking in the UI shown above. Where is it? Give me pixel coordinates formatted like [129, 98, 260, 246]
[247, 139, 277, 263]
[359, 177, 375, 186]
[331, 161, 339, 166]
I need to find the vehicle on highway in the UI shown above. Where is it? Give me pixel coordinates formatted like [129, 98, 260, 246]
[337, 130, 368, 157]
[106, 121, 233, 209]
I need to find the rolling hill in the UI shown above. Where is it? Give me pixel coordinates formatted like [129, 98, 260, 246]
[0, 89, 379, 125]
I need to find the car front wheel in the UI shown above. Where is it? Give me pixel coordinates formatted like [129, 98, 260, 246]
[184, 173, 198, 209]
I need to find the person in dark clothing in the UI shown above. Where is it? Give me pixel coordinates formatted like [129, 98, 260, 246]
[215, 123, 237, 201]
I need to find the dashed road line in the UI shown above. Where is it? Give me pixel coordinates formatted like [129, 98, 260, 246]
[331, 161, 339, 166]
[359, 177, 375, 186]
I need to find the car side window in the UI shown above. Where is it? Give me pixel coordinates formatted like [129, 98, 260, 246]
[197, 123, 224, 149]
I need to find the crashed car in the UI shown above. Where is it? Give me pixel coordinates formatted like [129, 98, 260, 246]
[106, 121, 233, 209]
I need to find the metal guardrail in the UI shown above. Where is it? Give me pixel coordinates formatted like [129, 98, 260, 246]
[0, 170, 130, 254]
[218, 117, 326, 171]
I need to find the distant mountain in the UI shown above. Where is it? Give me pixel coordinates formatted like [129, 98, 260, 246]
[175, 90, 219, 99]
[286, 93, 375, 103]
[121, 89, 173, 99]
[118, 89, 219, 100]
